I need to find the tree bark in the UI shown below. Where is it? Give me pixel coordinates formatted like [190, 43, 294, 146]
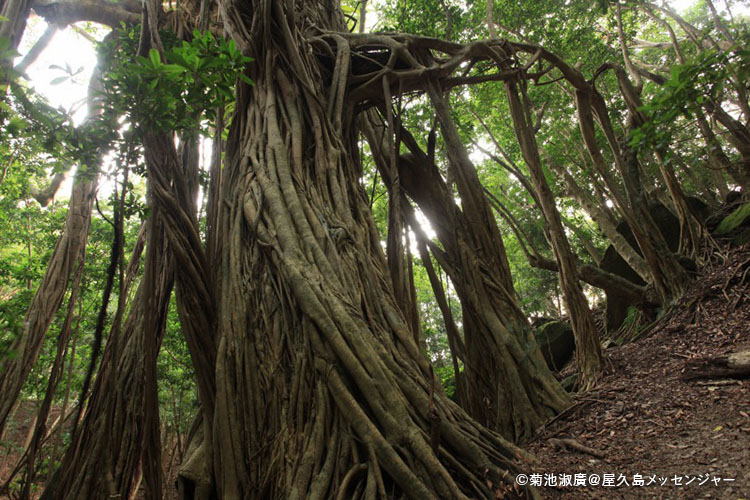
[682, 350, 750, 380]
[365, 110, 570, 440]
[41, 212, 173, 500]
[0, 55, 110, 437]
[195, 1, 539, 497]
[504, 78, 601, 389]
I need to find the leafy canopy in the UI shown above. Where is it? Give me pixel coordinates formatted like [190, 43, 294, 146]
[102, 27, 254, 132]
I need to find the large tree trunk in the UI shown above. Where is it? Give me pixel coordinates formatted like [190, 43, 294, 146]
[176, 1, 538, 498]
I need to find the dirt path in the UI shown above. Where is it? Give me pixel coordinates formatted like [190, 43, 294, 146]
[525, 246, 750, 500]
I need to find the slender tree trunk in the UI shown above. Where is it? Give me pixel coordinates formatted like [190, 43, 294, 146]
[358, 0, 367, 34]
[505, 79, 601, 389]
[42, 214, 173, 500]
[413, 236, 467, 405]
[0, 174, 98, 435]
[575, 87, 691, 302]
[13, 23, 58, 74]
[0, 56, 111, 436]
[19, 235, 87, 497]
[695, 111, 749, 195]
[607, 63, 704, 255]
[46, 304, 81, 485]
[483, 184, 646, 304]
[365, 110, 570, 440]
[486, 0, 496, 37]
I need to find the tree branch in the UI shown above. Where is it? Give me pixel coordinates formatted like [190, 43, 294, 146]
[31, 0, 140, 27]
[14, 22, 59, 74]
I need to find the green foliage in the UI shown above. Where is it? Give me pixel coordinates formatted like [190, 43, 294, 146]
[433, 363, 456, 399]
[102, 27, 253, 132]
[47, 62, 85, 87]
[0, 98, 78, 356]
[0, 33, 21, 69]
[376, 0, 470, 40]
[3, 80, 118, 177]
[631, 40, 750, 153]
[0, 200, 67, 367]
[715, 202, 750, 235]
[158, 293, 198, 439]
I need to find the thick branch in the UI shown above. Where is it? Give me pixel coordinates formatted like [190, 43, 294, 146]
[528, 253, 646, 305]
[31, 0, 140, 27]
[14, 22, 59, 74]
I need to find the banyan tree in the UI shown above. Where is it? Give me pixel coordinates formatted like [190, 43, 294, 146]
[2, 0, 746, 498]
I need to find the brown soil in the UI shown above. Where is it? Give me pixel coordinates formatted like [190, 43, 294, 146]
[525, 245, 750, 500]
[0, 401, 70, 495]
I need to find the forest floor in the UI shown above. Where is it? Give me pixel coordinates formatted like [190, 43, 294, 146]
[526, 244, 750, 500]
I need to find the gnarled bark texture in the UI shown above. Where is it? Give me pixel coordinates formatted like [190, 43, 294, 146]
[182, 1, 536, 498]
[0, 170, 97, 437]
[41, 214, 173, 500]
[364, 114, 570, 440]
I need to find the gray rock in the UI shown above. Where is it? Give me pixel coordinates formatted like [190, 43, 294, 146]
[536, 320, 576, 372]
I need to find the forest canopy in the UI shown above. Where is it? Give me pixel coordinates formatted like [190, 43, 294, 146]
[1, 0, 749, 498]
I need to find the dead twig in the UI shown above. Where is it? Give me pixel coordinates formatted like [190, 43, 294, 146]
[529, 400, 591, 442]
[548, 438, 606, 459]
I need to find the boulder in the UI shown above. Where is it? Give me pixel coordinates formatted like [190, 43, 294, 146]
[599, 201, 678, 332]
[714, 202, 750, 245]
[535, 320, 576, 372]
[597, 199, 712, 332]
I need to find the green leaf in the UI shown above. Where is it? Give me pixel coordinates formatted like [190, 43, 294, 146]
[162, 64, 187, 75]
[7, 116, 27, 134]
[149, 48, 162, 66]
[50, 76, 69, 85]
[165, 50, 188, 67]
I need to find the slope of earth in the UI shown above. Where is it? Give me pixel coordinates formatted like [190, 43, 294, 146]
[525, 244, 750, 500]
